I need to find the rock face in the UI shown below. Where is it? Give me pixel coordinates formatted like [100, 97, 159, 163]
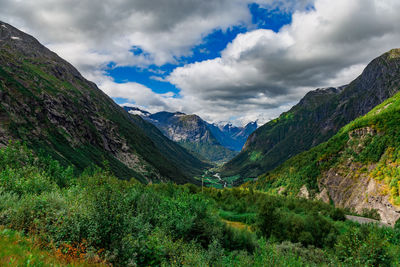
[317, 127, 400, 225]
[319, 166, 400, 225]
[297, 185, 310, 199]
[149, 112, 213, 143]
[223, 49, 400, 179]
[0, 21, 202, 184]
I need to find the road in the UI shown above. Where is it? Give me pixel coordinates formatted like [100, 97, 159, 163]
[345, 215, 391, 227]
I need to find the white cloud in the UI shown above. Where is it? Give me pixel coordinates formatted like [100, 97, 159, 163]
[167, 0, 400, 124]
[0, 0, 258, 70]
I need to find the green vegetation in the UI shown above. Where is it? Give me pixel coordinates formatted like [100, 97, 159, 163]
[1, 142, 400, 266]
[251, 89, 400, 202]
[195, 171, 243, 189]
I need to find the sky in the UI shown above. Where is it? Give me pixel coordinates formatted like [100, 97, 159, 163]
[1, 0, 400, 126]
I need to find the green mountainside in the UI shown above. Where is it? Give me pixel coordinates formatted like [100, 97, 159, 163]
[223, 49, 400, 181]
[249, 58, 400, 224]
[0, 21, 203, 184]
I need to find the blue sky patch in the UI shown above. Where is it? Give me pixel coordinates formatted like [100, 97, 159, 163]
[249, 3, 292, 32]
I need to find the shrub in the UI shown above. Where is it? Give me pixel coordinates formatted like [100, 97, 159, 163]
[335, 225, 393, 266]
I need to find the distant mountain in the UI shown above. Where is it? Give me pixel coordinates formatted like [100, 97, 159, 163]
[0, 21, 205, 184]
[223, 48, 400, 180]
[208, 121, 258, 151]
[142, 110, 238, 162]
[123, 108, 257, 163]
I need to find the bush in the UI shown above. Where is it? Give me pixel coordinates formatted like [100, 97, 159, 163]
[335, 225, 393, 266]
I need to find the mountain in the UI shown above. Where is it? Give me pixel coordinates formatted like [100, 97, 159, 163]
[207, 121, 258, 151]
[248, 57, 400, 224]
[144, 111, 238, 163]
[123, 107, 258, 163]
[222, 49, 400, 180]
[126, 113, 211, 177]
[122, 107, 211, 175]
[0, 21, 205, 184]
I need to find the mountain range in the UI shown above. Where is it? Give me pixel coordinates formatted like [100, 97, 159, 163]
[124, 107, 257, 163]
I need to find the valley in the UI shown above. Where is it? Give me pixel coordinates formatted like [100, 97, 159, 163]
[1, 17, 400, 267]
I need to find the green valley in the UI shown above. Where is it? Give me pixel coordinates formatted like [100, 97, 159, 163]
[0, 142, 399, 266]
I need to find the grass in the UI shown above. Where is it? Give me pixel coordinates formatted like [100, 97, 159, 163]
[219, 210, 257, 224]
[0, 228, 105, 266]
[221, 219, 252, 231]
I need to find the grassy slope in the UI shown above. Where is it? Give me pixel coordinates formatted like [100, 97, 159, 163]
[223, 90, 340, 179]
[250, 85, 400, 204]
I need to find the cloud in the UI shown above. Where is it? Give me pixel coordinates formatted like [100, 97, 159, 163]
[2, 0, 400, 126]
[167, 0, 400, 124]
[0, 0, 258, 70]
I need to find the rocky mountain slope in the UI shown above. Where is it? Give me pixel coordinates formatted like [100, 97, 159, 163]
[124, 107, 257, 163]
[0, 21, 204, 184]
[223, 49, 400, 180]
[249, 67, 400, 224]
